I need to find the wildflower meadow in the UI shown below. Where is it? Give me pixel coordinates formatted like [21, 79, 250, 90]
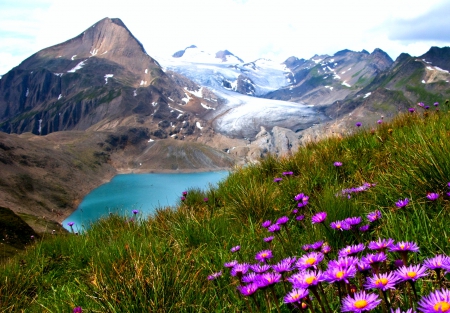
[1, 101, 450, 312]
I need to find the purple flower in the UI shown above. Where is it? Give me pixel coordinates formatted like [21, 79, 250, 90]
[423, 254, 450, 271]
[418, 102, 425, 107]
[224, 260, 238, 268]
[242, 272, 261, 283]
[395, 264, 428, 282]
[344, 216, 362, 228]
[73, 307, 83, 313]
[284, 288, 309, 304]
[368, 238, 394, 251]
[427, 192, 440, 201]
[250, 263, 271, 273]
[330, 220, 351, 231]
[292, 209, 299, 214]
[339, 244, 365, 257]
[203, 197, 209, 202]
[425, 106, 430, 110]
[365, 272, 399, 291]
[417, 288, 450, 313]
[273, 177, 282, 183]
[359, 224, 370, 232]
[341, 291, 381, 312]
[361, 252, 387, 266]
[256, 272, 282, 288]
[237, 283, 259, 296]
[255, 249, 273, 263]
[395, 198, 409, 208]
[296, 215, 305, 221]
[389, 241, 420, 253]
[434, 102, 439, 106]
[181, 196, 186, 201]
[334, 161, 343, 167]
[377, 120, 383, 124]
[276, 216, 289, 225]
[367, 210, 382, 222]
[296, 252, 324, 270]
[310, 240, 324, 250]
[311, 212, 327, 224]
[230, 263, 250, 277]
[294, 193, 309, 207]
[261, 220, 272, 228]
[132, 210, 139, 215]
[283, 171, 294, 176]
[288, 270, 324, 289]
[263, 236, 274, 243]
[355, 122, 362, 127]
[328, 256, 359, 268]
[324, 265, 357, 284]
[356, 260, 372, 273]
[321, 244, 331, 254]
[409, 108, 416, 113]
[273, 257, 296, 273]
[394, 259, 405, 268]
[182, 191, 188, 196]
[268, 224, 281, 233]
[302, 244, 311, 252]
[207, 271, 222, 281]
[230, 245, 240, 253]
[67, 222, 75, 227]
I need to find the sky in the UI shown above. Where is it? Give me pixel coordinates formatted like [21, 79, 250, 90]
[1, 0, 450, 74]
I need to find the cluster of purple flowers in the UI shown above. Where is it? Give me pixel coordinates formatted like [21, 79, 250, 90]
[295, 193, 309, 208]
[211, 209, 450, 312]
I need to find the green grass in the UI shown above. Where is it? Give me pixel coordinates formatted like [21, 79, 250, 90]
[2, 105, 450, 312]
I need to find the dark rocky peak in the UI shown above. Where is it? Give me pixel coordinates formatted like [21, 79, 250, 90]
[172, 45, 198, 58]
[333, 49, 354, 57]
[361, 49, 370, 55]
[16, 17, 161, 84]
[392, 52, 412, 68]
[368, 48, 394, 70]
[419, 46, 450, 71]
[283, 56, 306, 70]
[215, 50, 244, 63]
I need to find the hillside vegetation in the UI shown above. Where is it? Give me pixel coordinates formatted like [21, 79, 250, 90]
[1, 102, 450, 312]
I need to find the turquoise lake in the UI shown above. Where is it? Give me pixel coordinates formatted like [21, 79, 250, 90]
[62, 171, 229, 232]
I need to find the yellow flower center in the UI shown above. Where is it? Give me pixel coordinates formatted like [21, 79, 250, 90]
[434, 301, 450, 312]
[335, 271, 345, 279]
[354, 300, 368, 309]
[336, 224, 341, 229]
[305, 258, 316, 265]
[292, 294, 300, 300]
[305, 276, 317, 285]
[261, 253, 268, 258]
[400, 244, 405, 249]
[375, 278, 389, 286]
[407, 271, 417, 278]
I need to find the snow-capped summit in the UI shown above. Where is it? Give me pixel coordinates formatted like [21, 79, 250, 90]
[158, 47, 292, 97]
[170, 45, 243, 64]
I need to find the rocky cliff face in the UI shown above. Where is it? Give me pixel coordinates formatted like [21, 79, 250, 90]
[265, 48, 394, 106]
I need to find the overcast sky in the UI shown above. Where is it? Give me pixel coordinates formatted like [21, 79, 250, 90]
[1, 0, 450, 74]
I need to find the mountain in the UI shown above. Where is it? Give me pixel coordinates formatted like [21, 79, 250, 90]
[265, 48, 394, 106]
[159, 46, 292, 96]
[0, 18, 220, 142]
[297, 46, 450, 143]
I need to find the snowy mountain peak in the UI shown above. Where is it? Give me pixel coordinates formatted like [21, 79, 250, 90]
[170, 46, 244, 64]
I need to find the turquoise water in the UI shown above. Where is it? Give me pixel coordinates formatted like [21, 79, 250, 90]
[62, 171, 229, 232]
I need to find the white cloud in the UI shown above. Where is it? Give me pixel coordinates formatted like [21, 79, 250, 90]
[0, 0, 449, 74]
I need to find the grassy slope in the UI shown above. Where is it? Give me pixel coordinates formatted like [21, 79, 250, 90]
[1, 105, 450, 312]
